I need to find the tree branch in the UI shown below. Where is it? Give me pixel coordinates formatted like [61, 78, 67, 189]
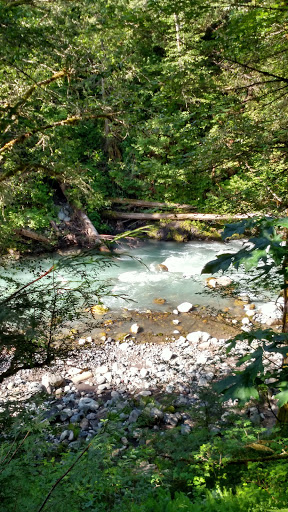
[0, 113, 121, 156]
[37, 442, 92, 512]
[1, 70, 67, 118]
[225, 58, 288, 84]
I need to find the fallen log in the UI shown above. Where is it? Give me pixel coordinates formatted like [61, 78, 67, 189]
[102, 211, 254, 221]
[109, 198, 195, 209]
[16, 228, 53, 245]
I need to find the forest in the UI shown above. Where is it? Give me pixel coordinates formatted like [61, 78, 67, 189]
[1, 0, 288, 250]
[1, 1, 288, 511]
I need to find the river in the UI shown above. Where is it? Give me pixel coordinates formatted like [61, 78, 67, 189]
[0, 239, 275, 315]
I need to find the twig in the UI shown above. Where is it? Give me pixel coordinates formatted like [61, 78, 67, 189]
[37, 442, 92, 512]
[0, 431, 30, 475]
[0, 265, 55, 305]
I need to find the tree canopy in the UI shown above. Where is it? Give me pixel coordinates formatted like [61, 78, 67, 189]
[0, 0, 288, 249]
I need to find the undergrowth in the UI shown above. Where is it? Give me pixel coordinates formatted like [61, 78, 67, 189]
[0, 392, 287, 512]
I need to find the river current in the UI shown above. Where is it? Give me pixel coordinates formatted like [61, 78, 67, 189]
[1, 239, 275, 315]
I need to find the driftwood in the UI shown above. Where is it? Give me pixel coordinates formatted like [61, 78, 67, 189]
[109, 198, 195, 210]
[75, 209, 100, 243]
[16, 228, 53, 245]
[102, 211, 252, 221]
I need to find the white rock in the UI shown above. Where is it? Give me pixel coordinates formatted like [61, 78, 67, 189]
[96, 375, 106, 385]
[173, 330, 180, 334]
[177, 302, 193, 313]
[95, 365, 109, 375]
[161, 348, 173, 361]
[42, 373, 65, 389]
[130, 323, 140, 334]
[78, 338, 86, 345]
[67, 367, 82, 376]
[119, 342, 130, 351]
[86, 336, 92, 343]
[196, 353, 208, 365]
[242, 317, 250, 325]
[215, 276, 232, 287]
[177, 336, 187, 343]
[173, 309, 179, 315]
[172, 319, 180, 325]
[140, 368, 148, 378]
[186, 331, 211, 343]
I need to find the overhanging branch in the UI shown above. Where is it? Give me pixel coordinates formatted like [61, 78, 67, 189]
[0, 112, 122, 156]
[225, 58, 288, 84]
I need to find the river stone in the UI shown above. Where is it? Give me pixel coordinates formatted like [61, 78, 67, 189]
[177, 302, 193, 313]
[186, 331, 211, 343]
[29, 382, 46, 394]
[111, 391, 120, 400]
[96, 375, 106, 385]
[128, 409, 141, 423]
[164, 413, 180, 427]
[42, 373, 65, 389]
[95, 365, 109, 375]
[148, 407, 164, 420]
[181, 424, 192, 435]
[80, 418, 89, 430]
[161, 348, 173, 361]
[60, 429, 70, 442]
[78, 397, 99, 412]
[130, 323, 140, 334]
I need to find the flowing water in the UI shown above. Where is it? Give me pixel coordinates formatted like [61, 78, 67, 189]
[0, 239, 276, 315]
[101, 239, 274, 313]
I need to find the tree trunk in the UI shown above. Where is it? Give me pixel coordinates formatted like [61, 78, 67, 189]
[109, 198, 195, 209]
[16, 228, 53, 245]
[59, 183, 101, 247]
[102, 210, 253, 221]
[278, 212, 288, 425]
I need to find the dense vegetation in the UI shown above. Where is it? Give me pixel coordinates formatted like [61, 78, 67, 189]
[1, 0, 288, 250]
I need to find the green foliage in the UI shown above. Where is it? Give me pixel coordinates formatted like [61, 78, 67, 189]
[1, 0, 288, 248]
[1, 393, 288, 511]
[0, 250, 120, 379]
[202, 216, 288, 406]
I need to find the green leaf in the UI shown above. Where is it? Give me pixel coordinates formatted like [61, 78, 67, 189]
[275, 389, 288, 408]
[201, 253, 234, 274]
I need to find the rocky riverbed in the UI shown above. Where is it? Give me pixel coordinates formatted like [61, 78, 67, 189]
[0, 301, 281, 449]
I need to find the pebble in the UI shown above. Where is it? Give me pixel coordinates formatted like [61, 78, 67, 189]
[177, 302, 193, 313]
[1, 311, 277, 448]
